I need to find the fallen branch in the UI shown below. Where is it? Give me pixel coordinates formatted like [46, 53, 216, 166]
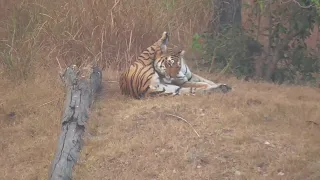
[49, 64, 102, 180]
[306, 120, 319, 126]
[165, 113, 200, 137]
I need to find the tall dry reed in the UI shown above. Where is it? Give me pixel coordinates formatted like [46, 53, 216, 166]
[0, 0, 213, 80]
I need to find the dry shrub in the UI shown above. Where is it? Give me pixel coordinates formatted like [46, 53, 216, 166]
[0, 0, 212, 81]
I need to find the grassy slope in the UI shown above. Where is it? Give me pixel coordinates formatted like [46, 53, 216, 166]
[1, 0, 320, 179]
[1, 70, 320, 180]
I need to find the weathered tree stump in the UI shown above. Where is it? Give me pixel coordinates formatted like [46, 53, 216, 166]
[49, 64, 102, 180]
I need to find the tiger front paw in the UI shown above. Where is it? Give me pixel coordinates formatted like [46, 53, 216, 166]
[219, 84, 232, 93]
[162, 87, 166, 92]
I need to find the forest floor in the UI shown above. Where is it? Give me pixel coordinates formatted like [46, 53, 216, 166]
[1, 70, 320, 180]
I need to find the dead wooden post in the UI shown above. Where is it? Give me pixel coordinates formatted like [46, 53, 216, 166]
[49, 64, 102, 180]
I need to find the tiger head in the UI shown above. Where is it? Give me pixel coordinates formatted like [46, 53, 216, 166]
[155, 49, 186, 80]
[165, 50, 185, 78]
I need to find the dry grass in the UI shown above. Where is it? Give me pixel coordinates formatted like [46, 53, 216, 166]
[1, 69, 320, 180]
[0, 0, 211, 80]
[1, 0, 320, 180]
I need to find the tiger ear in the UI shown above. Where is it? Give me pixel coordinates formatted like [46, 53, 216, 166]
[160, 44, 167, 53]
[179, 50, 185, 57]
[160, 31, 169, 52]
[179, 50, 185, 65]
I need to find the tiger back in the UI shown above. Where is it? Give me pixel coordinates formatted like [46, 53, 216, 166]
[119, 31, 170, 99]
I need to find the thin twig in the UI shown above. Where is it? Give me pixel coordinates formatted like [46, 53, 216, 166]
[38, 99, 58, 107]
[56, 57, 62, 72]
[165, 113, 200, 137]
[306, 120, 319, 126]
[106, 80, 118, 83]
[283, 0, 315, 9]
[292, 0, 314, 9]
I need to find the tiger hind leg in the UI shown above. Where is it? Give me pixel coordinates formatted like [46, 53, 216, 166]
[199, 84, 232, 94]
[185, 73, 232, 92]
[176, 82, 232, 95]
[145, 84, 180, 98]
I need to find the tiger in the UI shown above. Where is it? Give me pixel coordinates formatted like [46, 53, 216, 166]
[154, 49, 232, 95]
[119, 31, 184, 99]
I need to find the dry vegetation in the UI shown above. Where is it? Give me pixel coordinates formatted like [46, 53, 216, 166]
[1, 0, 320, 180]
[0, 0, 211, 80]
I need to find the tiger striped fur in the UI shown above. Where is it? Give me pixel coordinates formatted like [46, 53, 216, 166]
[119, 32, 184, 99]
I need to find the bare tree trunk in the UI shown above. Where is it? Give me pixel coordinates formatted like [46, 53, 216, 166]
[210, 0, 242, 33]
[264, 30, 301, 81]
[264, 49, 280, 81]
[254, 56, 264, 78]
[254, 1, 268, 79]
[49, 64, 102, 180]
[220, 0, 242, 26]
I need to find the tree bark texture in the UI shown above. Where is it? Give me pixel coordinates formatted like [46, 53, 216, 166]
[211, 0, 242, 33]
[49, 65, 102, 180]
